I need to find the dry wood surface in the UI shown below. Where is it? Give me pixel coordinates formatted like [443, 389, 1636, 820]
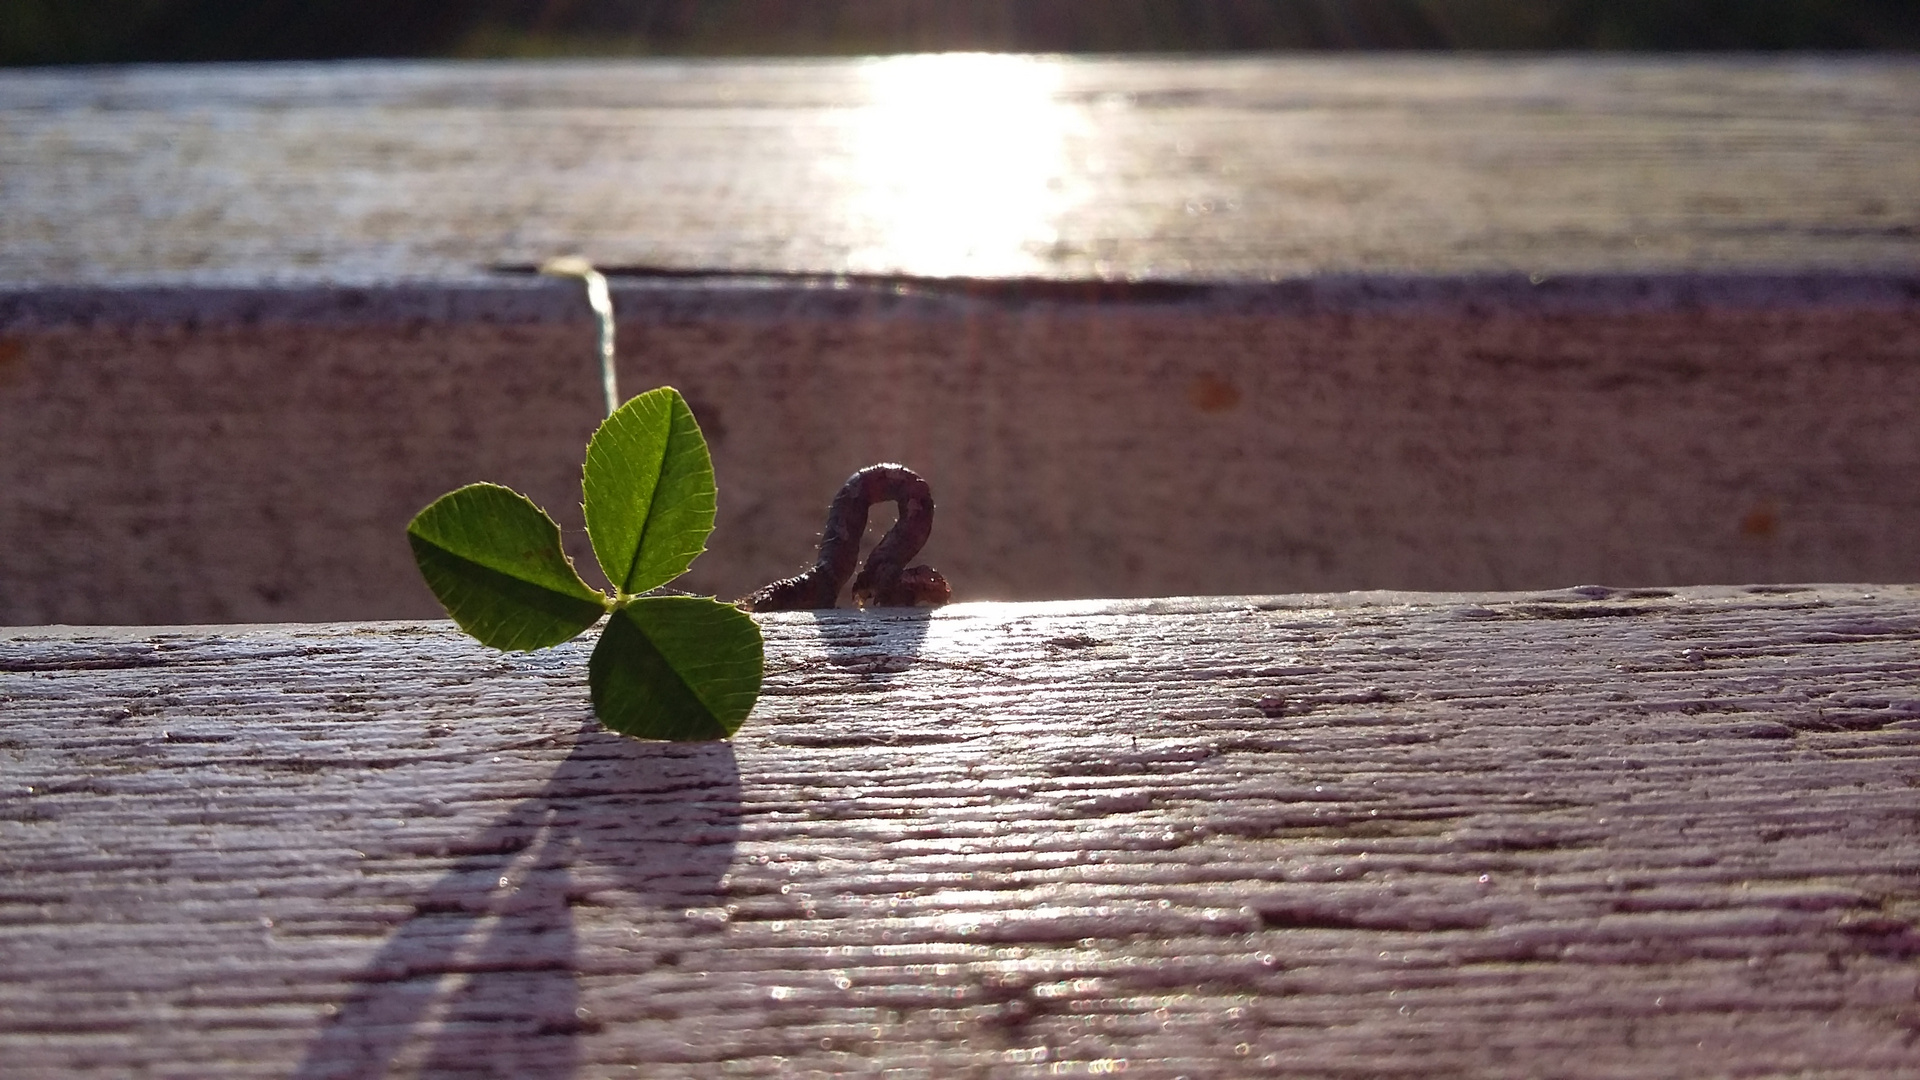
[2, 56, 1918, 286]
[9, 302, 1920, 626]
[4, 586, 1919, 1077]
[5, 55, 1920, 627]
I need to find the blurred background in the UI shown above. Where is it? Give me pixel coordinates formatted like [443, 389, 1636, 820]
[5, 0, 1920, 66]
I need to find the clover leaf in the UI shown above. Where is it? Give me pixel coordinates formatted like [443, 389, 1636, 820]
[408, 386, 763, 741]
[591, 597, 764, 740]
[583, 385, 717, 597]
[407, 483, 608, 650]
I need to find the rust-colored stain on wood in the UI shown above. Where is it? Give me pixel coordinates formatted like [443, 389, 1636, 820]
[0, 337, 24, 387]
[1741, 502, 1781, 539]
[1186, 372, 1241, 412]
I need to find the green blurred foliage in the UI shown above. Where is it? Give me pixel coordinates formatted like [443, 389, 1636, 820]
[5, 0, 1917, 66]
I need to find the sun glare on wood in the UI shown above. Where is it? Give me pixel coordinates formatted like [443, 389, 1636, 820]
[844, 53, 1078, 278]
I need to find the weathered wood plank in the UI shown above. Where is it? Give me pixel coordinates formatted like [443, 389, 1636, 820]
[4, 56, 1919, 625]
[5, 587, 1919, 1076]
[2, 56, 1917, 285]
[6, 300, 1920, 625]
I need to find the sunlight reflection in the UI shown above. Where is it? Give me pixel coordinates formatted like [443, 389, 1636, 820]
[844, 54, 1079, 277]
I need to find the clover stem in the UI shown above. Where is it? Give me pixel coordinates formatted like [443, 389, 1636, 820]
[540, 255, 620, 417]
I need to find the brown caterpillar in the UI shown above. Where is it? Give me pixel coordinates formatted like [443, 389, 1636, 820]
[740, 464, 951, 611]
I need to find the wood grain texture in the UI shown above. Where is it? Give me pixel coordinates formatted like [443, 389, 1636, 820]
[5, 586, 1920, 1077]
[7, 303, 1920, 625]
[4, 54, 1920, 627]
[2, 56, 1917, 286]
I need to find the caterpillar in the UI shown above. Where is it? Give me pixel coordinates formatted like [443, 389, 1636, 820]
[740, 464, 951, 611]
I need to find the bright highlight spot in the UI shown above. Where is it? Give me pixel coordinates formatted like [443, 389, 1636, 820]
[844, 54, 1079, 277]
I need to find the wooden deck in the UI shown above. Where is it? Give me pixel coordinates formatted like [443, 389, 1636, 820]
[3, 56, 1918, 1075]
[5, 587, 1919, 1077]
[4, 56, 1920, 625]
[3, 55, 1918, 285]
